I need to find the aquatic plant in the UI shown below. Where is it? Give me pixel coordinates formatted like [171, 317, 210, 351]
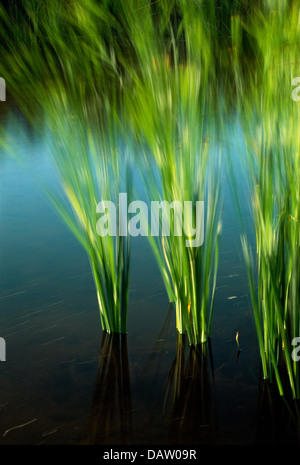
[120, 0, 222, 345]
[44, 95, 132, 334]
[239, 3, 300, 399]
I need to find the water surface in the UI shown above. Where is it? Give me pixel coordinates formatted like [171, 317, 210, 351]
[0, 112, 298, 446]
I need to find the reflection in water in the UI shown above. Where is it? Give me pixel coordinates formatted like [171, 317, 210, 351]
[163, 335, 218, 445]
[81, 333, 132, 445]
[135, 306, 218, 445]
[254, 379, 300, 445]
[81, 306, 219, 445]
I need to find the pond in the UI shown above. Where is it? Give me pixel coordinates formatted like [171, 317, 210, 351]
[0, 109, 298, 447]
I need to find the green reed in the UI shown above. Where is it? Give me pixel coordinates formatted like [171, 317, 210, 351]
[121, 0, 222, 345]
[44, 96, 132, 334]
[241, 115, 300, 399]
[0, 0, 120, 119]
[237, 3, 300, 398]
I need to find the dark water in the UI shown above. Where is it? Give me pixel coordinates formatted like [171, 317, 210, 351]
[0, 112, 299, 446]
